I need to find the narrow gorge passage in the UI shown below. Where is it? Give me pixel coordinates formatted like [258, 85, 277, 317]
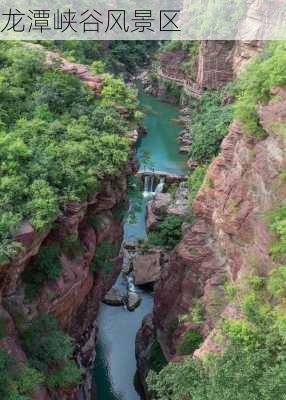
[93, 88, 188, 400]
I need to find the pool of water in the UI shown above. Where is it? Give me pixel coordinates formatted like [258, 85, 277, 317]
[137, 90, 187, 175]
[93, 89, 188, 400]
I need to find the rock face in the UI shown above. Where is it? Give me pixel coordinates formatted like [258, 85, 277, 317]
[0, 174, 131, 399]
[160, 49, 198, 81]
[25, 43, 103, 95]
[136, 89, 286, 393]
[146, 183, 189, 231]
[0, 42, 142, 400]
[153, 89, 286, 356]
[133, 250, 162, 286]
[135, 314, 155, 397]
[196, 40, 235, 89]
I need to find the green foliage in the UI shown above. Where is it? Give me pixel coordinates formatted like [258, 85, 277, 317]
[148, 344, 286, 400]
[234, 42, 286, 136]
[101, 74, 137, 111]
[267, 266, 286, 300]
[91, 241, 118, 274]
[48, 41, 102, 65]
[149, 260, 286, 399]
[22, 314, 82, 390]
[179, 41, 200, 80]
[188, 165, 208, 206]
[105, 41, 158, 72]
[0, 43, 133, 261]
[23, 244, 61, 300]
[162, 80, 182, 101]
[177, 331, 203, 355]
[149, 341, 167, 373]
[0, 349, 44, 400]
[127, 175, 143, 224]
[46, 360, 83, 389]
[188, 91, 233, 162]
[191, 300, 206, 325]
[0, 239, 24, 266]
[62, 234, 84, 259]
[52, 40, 157, 72]
[269, 206, 286, 261]
[148, 216, 183, 250]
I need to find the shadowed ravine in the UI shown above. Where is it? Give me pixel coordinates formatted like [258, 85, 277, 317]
[93, 88, 188, 400]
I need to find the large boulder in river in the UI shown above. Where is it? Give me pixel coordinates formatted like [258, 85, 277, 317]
[127, 292, 141, 311]
[166, 182, 189, 217]
[133, 250, 162, 286]
[103, 288, 124, 306]
[146, 193, 172, 231]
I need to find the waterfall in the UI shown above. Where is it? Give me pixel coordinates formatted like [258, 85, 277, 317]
[143, 175, 150, 196]
[155, 177, 165, 194]
[150, 175, 155, 193]
[127, 275, 136, 293]
[143, 174, 156, 197]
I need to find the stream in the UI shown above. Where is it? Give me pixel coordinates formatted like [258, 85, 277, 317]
[93, 88, 188, 400]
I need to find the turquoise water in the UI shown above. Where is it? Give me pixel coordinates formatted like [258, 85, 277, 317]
[137, 90, 187, 175]
[93, 91, 187, 400]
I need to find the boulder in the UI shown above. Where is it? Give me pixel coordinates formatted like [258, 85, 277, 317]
[103, 288, 124, 306]
[167, 182, 189, 217]
[133, 250, 162, 286]
[127, 292, 141, 311]
[146, 193, 172, 231]
[179, 145, 191, 154]
[122, 249, 134, 274]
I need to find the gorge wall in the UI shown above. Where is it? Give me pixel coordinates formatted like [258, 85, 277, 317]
[0, 167, 135, 400]
[136, 86, 286, 394]
[0, 46, 140, 400]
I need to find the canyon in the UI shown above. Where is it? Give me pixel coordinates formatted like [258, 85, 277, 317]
[0, 33, 285, 400]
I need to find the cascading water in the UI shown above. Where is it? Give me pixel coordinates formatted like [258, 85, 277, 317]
[155, 177, 165, 194]
[143, 175, 150, 195]
[143, 174, 156, 197]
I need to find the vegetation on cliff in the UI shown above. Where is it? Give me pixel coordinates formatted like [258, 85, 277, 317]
[234, 41, 286, 137]
[22, 314, 82, 390]
[187, 91, 233, 162]
[0, 42, 138, 265]
[148, 42, 286, 400]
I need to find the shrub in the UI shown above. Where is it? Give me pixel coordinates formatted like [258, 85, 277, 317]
[22, 314, 82, 390]
[177, 331, 203, 355]
[149, 341, 167, 373]
[23, 244, 61, 300]
[91, 241, 119, 274]
[234, 42, 286, 136]
[191, 300, 206, 325]
[0, 349, 44, 399]
[269, 206, 286, 261]
[148, 216, 183, 250]
[221, 318, 259, 350]
[62, 235, 84, 259]
[22, 315, 74, 369]
[189, 91, 233, 162]
[46, 360, 83, 390]
[267, 266, 286, 300]
[148, 345, 286, 400]
[188, 165, 208, 206]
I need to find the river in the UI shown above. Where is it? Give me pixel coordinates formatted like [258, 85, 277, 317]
[93, 88, 187, 400]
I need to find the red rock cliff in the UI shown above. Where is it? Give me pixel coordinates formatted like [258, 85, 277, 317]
[153, 88, 286, 360]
